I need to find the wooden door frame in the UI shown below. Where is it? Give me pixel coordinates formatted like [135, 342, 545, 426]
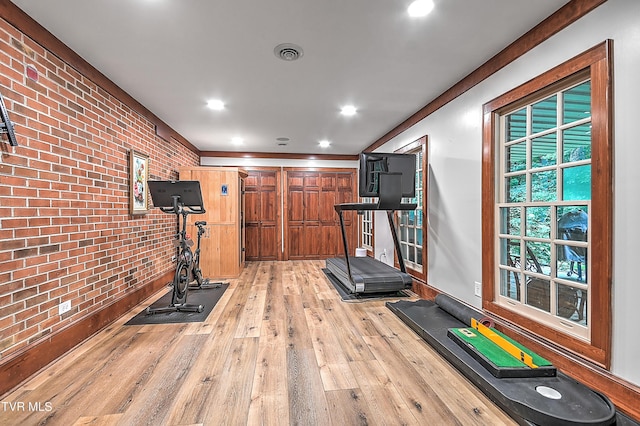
[283, 167, 358, 261]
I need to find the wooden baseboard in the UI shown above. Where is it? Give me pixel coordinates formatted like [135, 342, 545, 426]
[412, 279, 439, 300]
[0, 271, 171, 397]
[409, 279, 640, 422]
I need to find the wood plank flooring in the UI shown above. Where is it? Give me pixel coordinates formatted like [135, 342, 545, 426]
[1, 261, 516, 426]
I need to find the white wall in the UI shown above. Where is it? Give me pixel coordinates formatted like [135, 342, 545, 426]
[373, 211, 395, 266]
[374, 0, 640, 385]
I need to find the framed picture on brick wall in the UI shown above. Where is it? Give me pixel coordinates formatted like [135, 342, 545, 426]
[129, 149, 149, 215]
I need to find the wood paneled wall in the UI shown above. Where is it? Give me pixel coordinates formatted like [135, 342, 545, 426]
[179, 167, 247, 278]
[187, 167, 357, 263]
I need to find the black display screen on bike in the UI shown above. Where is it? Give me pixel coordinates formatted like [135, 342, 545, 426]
[148, 180, 205, 211]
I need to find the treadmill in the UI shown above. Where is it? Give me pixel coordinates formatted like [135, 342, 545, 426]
[326, 153, 417, 295]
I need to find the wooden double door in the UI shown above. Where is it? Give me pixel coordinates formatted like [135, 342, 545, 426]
[286, 170, 356, 260]
[244, 168, 357, 261]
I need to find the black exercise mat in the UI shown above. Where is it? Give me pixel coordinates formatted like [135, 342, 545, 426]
[322, 268, 410, 301]
[125, 284, 228, 325]
[386, 299, 617, 426]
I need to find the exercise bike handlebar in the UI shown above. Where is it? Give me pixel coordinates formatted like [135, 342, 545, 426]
[182, 205, 206, 214]
[158, 203, 206, 215]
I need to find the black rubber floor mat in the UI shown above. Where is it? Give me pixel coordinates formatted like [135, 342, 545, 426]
[386, 299, 617, 426]
[125, 284, 228, 325]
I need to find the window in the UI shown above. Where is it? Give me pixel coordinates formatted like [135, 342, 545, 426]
[482, 42, 612, 367]
[396, 136, 427, 282]
[361, 197, 374, 252]
[399, 150, 424, 271]
[499, 78, 591, 340]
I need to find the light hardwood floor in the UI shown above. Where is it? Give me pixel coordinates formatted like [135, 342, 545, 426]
[1, 261, 516, 426]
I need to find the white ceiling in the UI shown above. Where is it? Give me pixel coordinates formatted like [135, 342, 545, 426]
[11, 0, 569, 155]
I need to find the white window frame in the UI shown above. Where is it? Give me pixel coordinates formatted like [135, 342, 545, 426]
[360, 197, 374, 251]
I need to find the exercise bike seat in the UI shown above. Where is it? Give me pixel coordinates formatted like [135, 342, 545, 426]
[195, 221, 207, 226]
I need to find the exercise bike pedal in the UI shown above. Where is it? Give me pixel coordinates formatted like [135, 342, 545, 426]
[190, 278, 224, 290]
[174, 303, 204, 313]
[145, 303, 204, 315]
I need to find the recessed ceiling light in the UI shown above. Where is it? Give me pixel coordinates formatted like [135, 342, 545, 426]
[408, 0, 434, 17]
[340, 105, 357, 116]
[319, 140, 331, 148]
[207, 99, 225, 110]
[231, 137, 244, 145]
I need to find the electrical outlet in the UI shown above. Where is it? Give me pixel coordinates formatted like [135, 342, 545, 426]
[380, 248, 388, 262]
[59, 300, 71, 315]
[474, 281, 482, 297]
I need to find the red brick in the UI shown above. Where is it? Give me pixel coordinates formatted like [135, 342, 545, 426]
[0, 302, 25, 322]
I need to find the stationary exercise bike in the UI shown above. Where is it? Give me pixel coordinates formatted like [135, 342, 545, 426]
[146, 180, 213, 315]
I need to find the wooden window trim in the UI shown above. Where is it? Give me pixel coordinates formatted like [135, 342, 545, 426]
[395, 136, 428, 283]
[482, 41, 613, 368]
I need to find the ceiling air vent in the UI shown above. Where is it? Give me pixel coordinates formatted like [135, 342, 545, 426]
[274, 43, 304, 61]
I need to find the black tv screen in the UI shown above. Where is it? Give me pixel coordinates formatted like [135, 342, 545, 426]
[359, 152, 416, 198]
[147, 180, 204, 209]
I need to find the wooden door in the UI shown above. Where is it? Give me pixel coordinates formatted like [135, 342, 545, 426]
[240, 176, 246, 264]
[286, 170, 357, 260]
[245, 170, 280, 261]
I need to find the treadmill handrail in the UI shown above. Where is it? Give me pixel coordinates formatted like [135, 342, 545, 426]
[334, 202, 417, 213]
[335, 202, 415, 288]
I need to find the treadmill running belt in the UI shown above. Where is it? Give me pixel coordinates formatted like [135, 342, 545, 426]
[325, 256, 412, 294]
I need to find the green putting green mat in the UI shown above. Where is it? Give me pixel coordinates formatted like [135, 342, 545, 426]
[448, 327, 556, 378]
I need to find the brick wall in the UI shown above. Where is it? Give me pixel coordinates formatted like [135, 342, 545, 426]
[0, 17, 199, 361]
